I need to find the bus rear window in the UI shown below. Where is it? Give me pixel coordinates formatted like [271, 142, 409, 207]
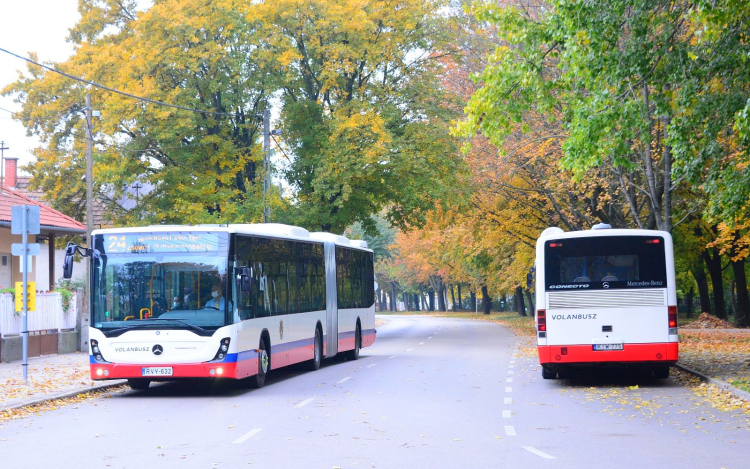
[544, 236, 667, 291]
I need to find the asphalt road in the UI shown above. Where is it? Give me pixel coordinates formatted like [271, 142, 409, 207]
[0, 315, 747, 468]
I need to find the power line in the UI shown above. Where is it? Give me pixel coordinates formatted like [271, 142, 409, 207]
[0, 47, 245, 118]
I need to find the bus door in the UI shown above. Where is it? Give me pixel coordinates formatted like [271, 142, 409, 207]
[324, 241, 338, 357]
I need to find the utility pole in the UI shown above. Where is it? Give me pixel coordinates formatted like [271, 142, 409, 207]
[262, 108, 271, 223]
[85, 94, 94, 331]
[0, 140, 8, 189]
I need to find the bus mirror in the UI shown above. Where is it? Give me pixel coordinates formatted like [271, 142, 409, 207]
[238, 267, 253, 292]
[62, 244, 77, 279]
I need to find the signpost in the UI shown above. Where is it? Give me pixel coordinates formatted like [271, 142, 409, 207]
[11, 205, 40, 382]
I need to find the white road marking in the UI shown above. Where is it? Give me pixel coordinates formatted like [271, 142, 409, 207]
[232, 428, 261, 444]
[405, 348, 414, 352]
[388, 356, 397, 359]
[418, 342, 425, 346]
[337, 377, 352, 384]
[505, 387, 512, 393]
[506, 378, 513, 383]
[428, 336, 432, 339]
[507, 370, 514, 375]
[509, 364, 515, 369]
[367, 363, 377, 368]
[504, 426, 516, 436]
[296, 398, 315, 408]
[502, 410, 511, 419]
[523, 446, 556, 459]
[504, 397, 512, 405]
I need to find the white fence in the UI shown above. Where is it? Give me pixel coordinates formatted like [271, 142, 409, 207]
[0, 292, 78, 338]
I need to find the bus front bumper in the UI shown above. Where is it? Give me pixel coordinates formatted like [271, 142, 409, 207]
[89, 356, 259, 381]
[538, 342, 678, 365]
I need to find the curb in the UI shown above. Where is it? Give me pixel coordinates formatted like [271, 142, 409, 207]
[674, 363, 750, 402]
[1, 380, 127, 413]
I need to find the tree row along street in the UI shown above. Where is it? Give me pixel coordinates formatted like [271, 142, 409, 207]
[1, 315, 748, 468]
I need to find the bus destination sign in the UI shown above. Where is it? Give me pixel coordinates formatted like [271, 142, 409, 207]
[99, 232, 227, 254]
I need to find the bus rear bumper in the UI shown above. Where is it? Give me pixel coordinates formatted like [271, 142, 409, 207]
[538, 342, 678, 365]
[89, 357, 259, 381]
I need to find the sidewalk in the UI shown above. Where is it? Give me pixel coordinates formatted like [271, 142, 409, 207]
[0, 352, 125, 412]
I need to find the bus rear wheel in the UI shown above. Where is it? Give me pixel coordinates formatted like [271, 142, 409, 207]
[346, 323, 361, 360]
[541, 367, 556, 380]
[127, 378, 151, 390]
[251, 337, 270, 389]
[654, 366, 670, 379]
[306, 326, 322, 371]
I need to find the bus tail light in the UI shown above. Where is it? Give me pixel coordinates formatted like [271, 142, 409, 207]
[537, 310, 546, 332]
[668, 305, 678, 334]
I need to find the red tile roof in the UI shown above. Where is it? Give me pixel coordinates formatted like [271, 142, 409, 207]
[0, 188, 86, 233]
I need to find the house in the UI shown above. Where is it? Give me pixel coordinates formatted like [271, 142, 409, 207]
[0, 158, 87, 291]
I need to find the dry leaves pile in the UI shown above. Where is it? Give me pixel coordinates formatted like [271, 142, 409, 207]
[679, 329, 750, 383]
[0, 386, 126, 423]
[681, 312, 735, 329]
[0, 361, 91, 408]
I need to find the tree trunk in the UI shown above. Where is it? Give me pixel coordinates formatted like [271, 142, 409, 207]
[693, 266, 712, 315]
[412, 293, 420, 311]
[390, 282, 397, 312]
[730, 256, 749, 328]
[524, 289, 535, 316]
[702, 249, 727, 319]
[686, 287, 694, 319]
[428, 290, 435, 311]
[481, 285, 491, 315]
[470, 292, 476, 312]
[515, 287, 526, 317]
[437, 284, 446, 312]
[402, 292, 409, 311]
[457, 285, 463, 311]
[450, 285, 457, 311]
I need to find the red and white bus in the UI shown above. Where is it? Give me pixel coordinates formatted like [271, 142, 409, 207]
[534, 224, 678, 379]
[64, 224, 376, 389]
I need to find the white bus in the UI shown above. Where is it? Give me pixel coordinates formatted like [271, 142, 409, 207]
[534, 224, 678, 379]
[64, 224, 376, 389]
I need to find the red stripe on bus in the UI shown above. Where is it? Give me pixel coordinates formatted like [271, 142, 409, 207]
[538, 342, 678, 364]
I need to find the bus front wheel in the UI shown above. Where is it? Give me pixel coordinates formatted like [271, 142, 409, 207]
[251, 337, 270, 389]
[127, 378, 151, 390]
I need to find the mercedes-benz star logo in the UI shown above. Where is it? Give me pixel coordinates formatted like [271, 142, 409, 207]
[152, 344, 164, 355]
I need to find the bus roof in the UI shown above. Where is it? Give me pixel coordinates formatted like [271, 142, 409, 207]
[537, 227, 671, 241]
[91, 223, 372, 251]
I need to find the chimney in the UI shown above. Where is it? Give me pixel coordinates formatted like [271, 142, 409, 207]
[4, 157, 18, 189]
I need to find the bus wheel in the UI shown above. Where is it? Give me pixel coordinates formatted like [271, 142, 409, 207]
[654, 366, 670, 379]
[127, 379, 151, 390]
[307, 326, 322, 371]
[346, 323, 361, 361]
[541, 367, 556, 380]
[251, 338, 270, 389]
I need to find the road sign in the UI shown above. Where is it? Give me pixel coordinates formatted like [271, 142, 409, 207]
[12, 243, 40, 256]
[11, 205, 40, 235]
[15, 282, 36, 312]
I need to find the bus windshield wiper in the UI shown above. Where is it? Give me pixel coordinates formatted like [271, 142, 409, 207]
[143, 318, 208, 334]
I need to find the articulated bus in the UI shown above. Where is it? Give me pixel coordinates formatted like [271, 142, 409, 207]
[64, 224, 376, 390]
[534, 224, 678, 379]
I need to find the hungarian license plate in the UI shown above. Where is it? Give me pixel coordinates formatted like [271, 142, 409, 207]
[142, 367, 173, 376]
[593, 343, 623, 351]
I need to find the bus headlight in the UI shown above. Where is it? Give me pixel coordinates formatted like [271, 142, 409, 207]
[90, 340, 109, 363]
[211, 338, 231, 361]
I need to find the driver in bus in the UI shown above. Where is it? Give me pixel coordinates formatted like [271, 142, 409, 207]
[205, 279, 232, 311]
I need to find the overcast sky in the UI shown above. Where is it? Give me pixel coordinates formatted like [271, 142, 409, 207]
[0, 0, 80, 173]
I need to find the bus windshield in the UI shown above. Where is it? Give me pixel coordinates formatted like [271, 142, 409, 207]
[91, 232, 230, 334]
[544, 235, 666, 291]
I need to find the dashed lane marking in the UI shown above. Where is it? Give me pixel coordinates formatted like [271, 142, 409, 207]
[523, 447, 556, 460]
[418, 342, 425, 346]
[508, 370, 514, 375]
[504, 426, 516, 436]
[502, 410, 511, 419]
[388, 356, 397, 359]
[506, 378, 513, 383]
[232, 428, 262, 444]
[337, 377, 352, 384]
[428, 336, 432, 339]
[367, 363, 377, 368]
[405, 348, 414, 352]
[504, 397, 512, 405]
[296, 398, 315, 408]
[505, 387, 512, 393]
[509, 364, 515, 369]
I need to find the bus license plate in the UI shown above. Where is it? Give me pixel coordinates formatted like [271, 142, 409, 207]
[142, 367, 173, 376]
[593, 344, 623, 351]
